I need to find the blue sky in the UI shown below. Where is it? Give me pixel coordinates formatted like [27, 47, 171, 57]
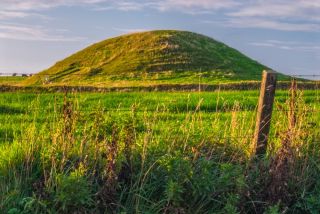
[0, 0, 319, 77]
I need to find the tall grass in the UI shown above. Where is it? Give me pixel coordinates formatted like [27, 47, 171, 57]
[0, 90, 320, 213]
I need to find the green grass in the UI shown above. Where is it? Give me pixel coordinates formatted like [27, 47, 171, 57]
[1, 90, 320, 213]
[0, 76, 27, 85]
[22, 30, 290, 87]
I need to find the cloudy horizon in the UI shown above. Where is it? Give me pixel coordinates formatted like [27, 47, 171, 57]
[0, 0, 319, 77]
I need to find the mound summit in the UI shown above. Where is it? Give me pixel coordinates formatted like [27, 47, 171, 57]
[24, 30, 276, 87]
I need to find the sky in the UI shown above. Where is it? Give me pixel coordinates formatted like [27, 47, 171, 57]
[0, 0, 319, 77]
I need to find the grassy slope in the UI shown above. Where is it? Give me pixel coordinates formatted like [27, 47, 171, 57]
[22, 30, 283, 87]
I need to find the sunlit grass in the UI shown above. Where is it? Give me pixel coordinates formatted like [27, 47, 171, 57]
[0, 76, 27, 85]
[0, 90, 320, 213]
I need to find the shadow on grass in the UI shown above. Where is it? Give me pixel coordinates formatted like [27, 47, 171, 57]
[0, 105, 25, 114]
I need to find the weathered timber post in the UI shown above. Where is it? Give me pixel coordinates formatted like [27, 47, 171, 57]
[254, 70, 277, 156]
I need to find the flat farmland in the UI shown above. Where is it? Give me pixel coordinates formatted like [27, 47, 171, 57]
[1, 90, 320, 213]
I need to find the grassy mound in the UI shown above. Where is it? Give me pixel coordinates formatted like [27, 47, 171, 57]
[23, 30, 279, 87]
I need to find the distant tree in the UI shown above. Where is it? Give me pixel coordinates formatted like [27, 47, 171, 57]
[12, 73, 17, 76]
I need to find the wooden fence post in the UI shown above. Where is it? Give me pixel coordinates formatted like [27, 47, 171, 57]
[254, 70, 277, 156]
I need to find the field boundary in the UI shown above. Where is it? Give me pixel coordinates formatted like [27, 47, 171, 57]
[0, 81, 319, 92]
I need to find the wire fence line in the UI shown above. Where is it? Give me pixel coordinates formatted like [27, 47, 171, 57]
[1, 72, 320, 77]
[1, 80, 320, 115]
[1, 71, 320, 154]
[0, 107, 320, 114]
[0, 129, 257, 143]
[1, 71, 320, 94]
[0, 73, 271, 78]
[0, 135, 255, 142]
[1, 83, 320, 93]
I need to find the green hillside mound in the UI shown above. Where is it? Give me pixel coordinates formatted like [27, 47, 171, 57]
[23, 30, 283, 87]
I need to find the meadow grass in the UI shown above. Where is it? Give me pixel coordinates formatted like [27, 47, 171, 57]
[0, 90, 320, 213]
[0, 76, 28, 85]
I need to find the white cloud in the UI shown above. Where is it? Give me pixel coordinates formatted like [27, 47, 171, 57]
[0, 0, 104, 41]
[93, 0, 238, 14]
[0, 0, 109, 21]
[156, 0, 239, 11]
[152, 0, 320, 24]
[0, 0, 108, 11]
[0, 23, 85, 41]
[196, 0, 319, 32]
[249, 40, 320, 52]
[0, 11, 49, 20]
[228, 3, 298, 18]
[112, 27, 150, 33]
[114, 1, 145, 11]
[0, 11, 31, 19]
[224, 18, 320, 32]
[227, 0, 320, 25]
[1, 0, 320, 34]
[249, 42, 276, 48]
[94, 1, 149, 11]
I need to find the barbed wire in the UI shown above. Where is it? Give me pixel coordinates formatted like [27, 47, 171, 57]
[0, 72, 320, 77]
[0, 134, 255, 142]
[1, 106, 320, 113]
[1, 130, 319, 144]
[0, 73, 264, 77]
[1, 100, 319, 109]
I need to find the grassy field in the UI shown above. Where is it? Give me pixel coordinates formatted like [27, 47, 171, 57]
[22, 71, 267, 87]
[1, 90, 320, 213]
[0, 76, 28, 85]
[2, 72, 265, 88]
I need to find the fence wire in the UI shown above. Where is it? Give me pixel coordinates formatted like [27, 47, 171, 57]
[1, 77, 320, 146]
